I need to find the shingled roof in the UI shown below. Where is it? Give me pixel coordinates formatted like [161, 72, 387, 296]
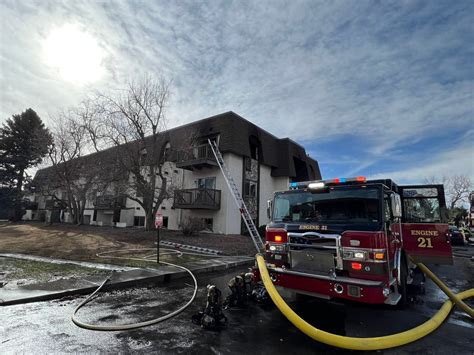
[34, 111, 321, 183]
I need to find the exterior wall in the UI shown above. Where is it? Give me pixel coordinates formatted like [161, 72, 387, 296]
[30, 157, 286, 234]
[258, 164, 289, 226]
[96, 210, 114, 226]
[178, 152, 242, 234]
[222, 152, 243, 234]
[22, 210, 33, 220]
[118, 209, 134, 226]
[114, 161, 184, 229]
[84, 209, 94, 224]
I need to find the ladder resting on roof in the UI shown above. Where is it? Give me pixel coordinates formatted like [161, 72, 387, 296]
[208, 139, 265, 254]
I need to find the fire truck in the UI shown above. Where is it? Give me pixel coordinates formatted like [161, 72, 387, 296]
[259, 177, 452, 306]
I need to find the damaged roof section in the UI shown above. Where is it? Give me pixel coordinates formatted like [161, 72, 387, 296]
[159, 111, 321, 180]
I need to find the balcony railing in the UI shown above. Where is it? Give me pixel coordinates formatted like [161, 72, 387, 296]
[176, 144, 218, 170]
[94, 195, 126, 209]
[173, 188, 221, 210]
[44, 199, 66, 209]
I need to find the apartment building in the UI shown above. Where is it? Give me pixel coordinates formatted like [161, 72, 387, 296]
[31, 112, 321, 234]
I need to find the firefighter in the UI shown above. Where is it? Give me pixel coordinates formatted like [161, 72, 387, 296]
[224, 271, 255, 308]
[192, 284, 227, 329]
[251, 282, 269, 303]
[224, 273, 246, 308]
[243, 272, 254, 297]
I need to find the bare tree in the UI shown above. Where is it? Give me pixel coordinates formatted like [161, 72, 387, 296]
[44, 105, 114, 225]
[90, 75, 175, 230]
[448, 175, 473, 209]
[425, 175, 473, 209]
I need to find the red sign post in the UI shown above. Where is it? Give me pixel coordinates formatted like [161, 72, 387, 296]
[155, 212, 163, 228]
[155, 212, 163, 263]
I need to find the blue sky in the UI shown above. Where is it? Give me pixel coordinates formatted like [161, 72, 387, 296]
[0, 0, 473, 183]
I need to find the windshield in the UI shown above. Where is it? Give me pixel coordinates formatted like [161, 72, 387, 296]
[273, 187, 381, 225]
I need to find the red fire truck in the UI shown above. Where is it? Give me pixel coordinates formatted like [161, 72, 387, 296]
[259, 177, 452, 306]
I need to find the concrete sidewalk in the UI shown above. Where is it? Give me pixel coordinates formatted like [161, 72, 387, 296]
[0, 254, 254, 306]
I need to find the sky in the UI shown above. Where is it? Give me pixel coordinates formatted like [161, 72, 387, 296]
[0, 0, 473, 184]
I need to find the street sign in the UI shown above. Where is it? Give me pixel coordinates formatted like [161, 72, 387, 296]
[155, 212, 163, 228]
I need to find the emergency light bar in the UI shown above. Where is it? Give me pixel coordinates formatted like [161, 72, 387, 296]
[289, 176, 367, 190]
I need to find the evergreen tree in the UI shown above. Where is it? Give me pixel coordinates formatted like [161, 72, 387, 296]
[0, 108, 53, 220]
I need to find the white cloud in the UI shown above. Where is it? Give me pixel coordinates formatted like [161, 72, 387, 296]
[0, 0, 472, 183]
[369, 143, 474, 184]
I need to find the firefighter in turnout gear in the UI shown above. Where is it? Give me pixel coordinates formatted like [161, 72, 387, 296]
[192, 285, 227, 329]
[224, 272, 254, 308]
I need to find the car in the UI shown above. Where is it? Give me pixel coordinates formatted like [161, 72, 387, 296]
[449, 226, 465, 245]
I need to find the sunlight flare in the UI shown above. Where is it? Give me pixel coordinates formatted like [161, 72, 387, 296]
[43, 24, 106, 84]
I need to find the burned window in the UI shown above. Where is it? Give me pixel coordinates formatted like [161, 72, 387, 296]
[249, 135, 259, 160]
[244, 157, 252, 171]
[244, 181, 257, 198]
[164, 142, 171, 160]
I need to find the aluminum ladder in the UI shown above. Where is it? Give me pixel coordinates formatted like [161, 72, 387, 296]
[208, 139, 265, 253]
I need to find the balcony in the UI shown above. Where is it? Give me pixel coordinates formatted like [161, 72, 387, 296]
[44, 199, 66, 210]
[176, 144, 218, 170]
[173, 188, 221, 210]
[94, 195, 126, 210]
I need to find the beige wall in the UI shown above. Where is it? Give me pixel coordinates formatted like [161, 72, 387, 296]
[33, 155, 290, 234]
[259, 164, 289, 226]
[179, 152, 243, 234]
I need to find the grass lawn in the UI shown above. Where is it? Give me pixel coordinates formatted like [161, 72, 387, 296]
[0, 257, 109, 284]
[0, 222, 256, 264]
[0, 223, 227, 271]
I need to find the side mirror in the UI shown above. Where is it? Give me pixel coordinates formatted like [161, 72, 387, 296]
[390, 193, 402, 218]
[267, 200, 273, 220]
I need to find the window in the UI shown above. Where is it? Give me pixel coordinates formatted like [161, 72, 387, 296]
[384, 195, 391, 222]
[244, 181, 257, 197]
[139, 148, 148, 163]
[403, 188, 438, 198]
[244, 157, 252, 172]
[134, 216, 145, 227]
[163, 216, 169, 228]
[249, 136, 259, 160]
[402, 187, 442, 223]
[203, 218, 213, 231]
[197, 177, 216, 189]
[273, 187, 381, 227]
[403, 198, 440, 223]
[164, 142, 171, 160]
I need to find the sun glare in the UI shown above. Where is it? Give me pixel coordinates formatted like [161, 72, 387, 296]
[43, 24, 106, 84]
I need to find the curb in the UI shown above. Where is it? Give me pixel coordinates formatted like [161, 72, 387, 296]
[0, 258, 253, 306]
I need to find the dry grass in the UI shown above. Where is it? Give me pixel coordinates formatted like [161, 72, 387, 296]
[0, 222, 257, 263]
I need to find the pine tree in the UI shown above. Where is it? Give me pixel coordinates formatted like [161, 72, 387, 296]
[0, 108, 53, 220]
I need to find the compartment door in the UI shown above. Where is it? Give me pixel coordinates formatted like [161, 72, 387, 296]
[399, 185, 452, 265]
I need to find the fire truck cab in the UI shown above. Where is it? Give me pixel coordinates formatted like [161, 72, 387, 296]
[260, 177, 452, 306]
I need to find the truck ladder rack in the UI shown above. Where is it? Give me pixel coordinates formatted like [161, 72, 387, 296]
[208, 139, 265, 253]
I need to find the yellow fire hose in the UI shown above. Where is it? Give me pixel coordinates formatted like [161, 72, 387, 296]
[256, 254, 473, 351]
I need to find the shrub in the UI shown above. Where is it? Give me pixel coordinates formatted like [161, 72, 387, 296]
[180, 217, 205, 236]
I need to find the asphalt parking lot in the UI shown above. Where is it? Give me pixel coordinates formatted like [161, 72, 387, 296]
[1, 251, 473, 354]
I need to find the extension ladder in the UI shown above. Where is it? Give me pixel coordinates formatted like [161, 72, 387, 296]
[208, 139, 265, 253]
